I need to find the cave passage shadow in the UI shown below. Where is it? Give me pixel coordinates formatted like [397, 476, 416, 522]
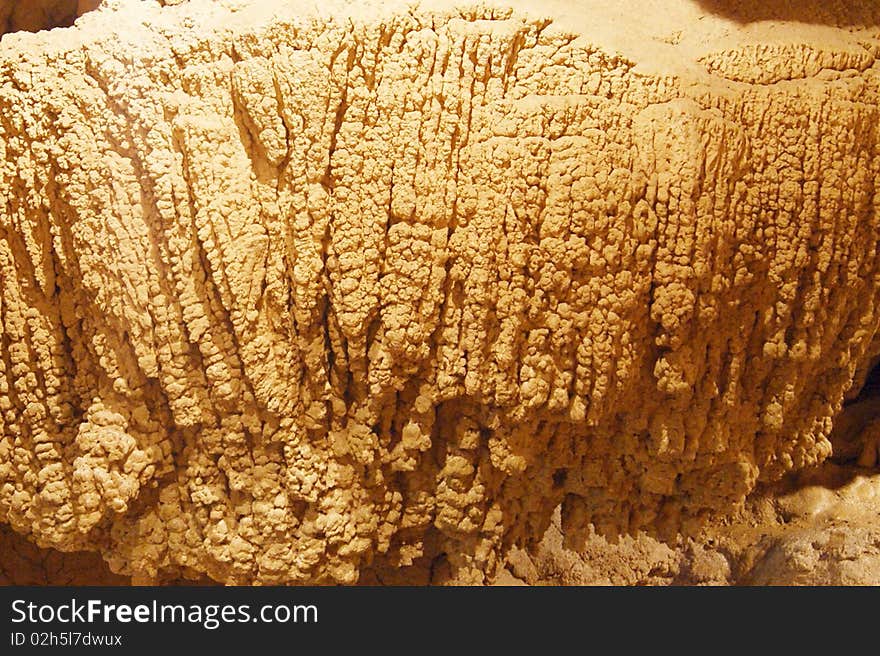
[692, 0, 880, 26]
[0, 0, 97, 38]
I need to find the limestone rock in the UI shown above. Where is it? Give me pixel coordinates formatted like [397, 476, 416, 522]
[0, 0, 879, 584]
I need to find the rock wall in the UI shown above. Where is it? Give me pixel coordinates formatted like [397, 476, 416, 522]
[0, 0, 879, 584]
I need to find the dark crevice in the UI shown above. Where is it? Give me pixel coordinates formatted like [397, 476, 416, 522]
[694, 0, 880, 26]
[829, 357, 880, 465]
[854, 359, 880, 403]
[0, 0, 98, 38]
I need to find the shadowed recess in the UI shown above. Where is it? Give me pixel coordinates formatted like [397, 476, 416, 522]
[693, 0, 880, 26]
[0, 0, 95, 37]
[858, 360, 880, 401]
[0, 524, 128, 585]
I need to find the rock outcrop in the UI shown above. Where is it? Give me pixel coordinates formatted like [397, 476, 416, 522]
[0, 0, 879, 584]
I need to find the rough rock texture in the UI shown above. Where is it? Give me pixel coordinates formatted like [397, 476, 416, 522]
[1, 0, 879, 584]
[498, 383, 880, 586]
[505, 460, 880, 586]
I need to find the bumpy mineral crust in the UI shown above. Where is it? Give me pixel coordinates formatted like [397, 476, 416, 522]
[1, 0, 879, 584]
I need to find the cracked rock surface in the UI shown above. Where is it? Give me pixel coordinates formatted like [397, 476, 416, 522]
[0, 0, 879, 584]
